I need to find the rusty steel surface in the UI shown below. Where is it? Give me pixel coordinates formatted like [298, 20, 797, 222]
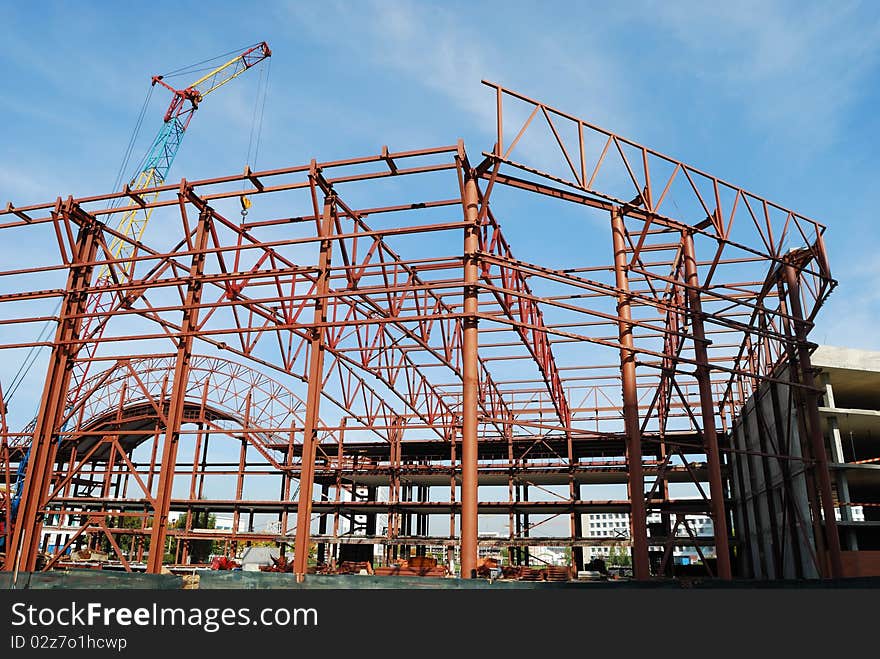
[0, 83, 839, 580]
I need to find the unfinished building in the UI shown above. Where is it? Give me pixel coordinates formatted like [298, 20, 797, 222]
[731, 344, 880, 578]
[0, 82, 843, 581]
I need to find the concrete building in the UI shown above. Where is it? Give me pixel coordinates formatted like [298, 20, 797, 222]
[529, 546, 568, 566]
[584, 512, 715, 564]
[730, 345, 880, 578]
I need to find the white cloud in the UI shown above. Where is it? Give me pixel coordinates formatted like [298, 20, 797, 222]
[814, 258, 880, 350]
[642, 1, 880, 148]
[0, 167, 47, 203]
[283, 0, 498, 133]
[279, 0, 641, 186]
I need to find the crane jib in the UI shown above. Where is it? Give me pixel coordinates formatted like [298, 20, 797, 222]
[11, 42, 273, 474]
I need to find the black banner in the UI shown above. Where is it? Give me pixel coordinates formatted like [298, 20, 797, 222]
[2, 582, 877, 653]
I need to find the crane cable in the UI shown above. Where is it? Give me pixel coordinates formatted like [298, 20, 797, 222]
[3, 300, 62, 405]
[241, 57, 272, 221]
[160, 42, 264, 80]
[112, 83, 155, 196]
[252, 56, 272, 172]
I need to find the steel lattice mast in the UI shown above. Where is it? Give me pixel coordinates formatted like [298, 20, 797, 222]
[71, 42, 271, 401]
[104, 42, 272, 275]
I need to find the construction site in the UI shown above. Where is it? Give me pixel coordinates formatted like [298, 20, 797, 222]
[2, 40, 877, 588]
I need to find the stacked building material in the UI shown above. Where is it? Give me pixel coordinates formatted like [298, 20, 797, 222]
[336, 561, 374, 575]
[374, 555, 448, 577]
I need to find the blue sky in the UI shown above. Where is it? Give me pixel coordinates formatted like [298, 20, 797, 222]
[1, 0, 879, 537]
[2, 1, 879, 350]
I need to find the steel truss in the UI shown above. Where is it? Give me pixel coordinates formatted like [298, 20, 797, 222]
[0, 83, 839, 580]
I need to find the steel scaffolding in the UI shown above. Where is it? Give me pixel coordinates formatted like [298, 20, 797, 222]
[0, 83, 839, 580]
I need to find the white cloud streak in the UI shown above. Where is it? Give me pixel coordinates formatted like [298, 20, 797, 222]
[640, 0, 880, 149]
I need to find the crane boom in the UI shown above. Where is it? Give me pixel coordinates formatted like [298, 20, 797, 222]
[104, 41, 271, 277]
[2, 43, 272, 545]
[72, 41, 270, 404]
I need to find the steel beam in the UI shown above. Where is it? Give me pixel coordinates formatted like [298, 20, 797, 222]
[0, 126, 839, 583]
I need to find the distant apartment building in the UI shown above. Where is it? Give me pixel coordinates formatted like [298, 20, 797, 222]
[584, 512, 715, 564]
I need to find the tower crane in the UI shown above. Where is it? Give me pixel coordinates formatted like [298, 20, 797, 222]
[103, 41, 272, 278]
[76, 40, 272, 389]
[1, 42, 272, 550]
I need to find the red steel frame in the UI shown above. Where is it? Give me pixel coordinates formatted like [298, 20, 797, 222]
[0, 83, 839, 580]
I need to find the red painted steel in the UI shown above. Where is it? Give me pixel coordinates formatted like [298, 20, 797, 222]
[0, 86, 837, 581]
[460, 168, 480, 578]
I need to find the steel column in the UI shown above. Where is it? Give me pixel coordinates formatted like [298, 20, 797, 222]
[146, 204, 212, 573]
[523, 477, 530, 566]
[682, 231, 732, 579]
[317, 483, 330, 564]
[460, 168, 480, 579]
[611, 207, 650, 580]
[783, 262, 843, 578]
[293, 194, 334, 578]
[6, 201, 100, 574]
[567, 413, 584, 572]
[507, 413, 515, 566]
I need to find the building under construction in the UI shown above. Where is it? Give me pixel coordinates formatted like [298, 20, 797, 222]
[0, 68, 858, 582]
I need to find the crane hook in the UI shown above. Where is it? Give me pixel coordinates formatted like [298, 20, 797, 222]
[239, 194, 251, 220]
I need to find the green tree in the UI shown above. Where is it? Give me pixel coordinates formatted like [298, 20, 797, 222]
[607, 545, 632, 567]
[170, 510, 219, 563]
[102, 514, 151, 558]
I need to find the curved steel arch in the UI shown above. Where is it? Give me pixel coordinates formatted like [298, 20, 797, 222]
[1, 355, 320, 572]
[74, 354, 310, 451]
[0, 82, 840, 580]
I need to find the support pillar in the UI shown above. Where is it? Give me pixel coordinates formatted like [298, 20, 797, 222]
[507, 413, 516, 566]
[293, 193, 334, 579]
[682, 231, 732, 580]
[611, 207, 650, 580]
[571, 482, 584, 573]
[767, 366, 807, 578]
[8, 200, 99, 574]
[515, 481, 522, 565]
[332, 418, 346, 559]
[231, 433, 247, 549]
[147, 203, 212, 574]
[523, 475, 530, 566]
[822, 374, 858, 550]
[317, 483, 330, 564]
[460, 168, 480, 578]
[783, 262, 842, 578]
[567, 415, 584, 572]
[365, 486, 377, 536]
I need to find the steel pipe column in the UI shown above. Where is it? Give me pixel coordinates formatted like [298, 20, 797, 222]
[460, 168, 480, 578]
[611, 207, 650, 580]
[783, 262, 843, 578]
[293, 194, 334, 579]
[6, 201, 100, 574]
[682, 231, 732, 579]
